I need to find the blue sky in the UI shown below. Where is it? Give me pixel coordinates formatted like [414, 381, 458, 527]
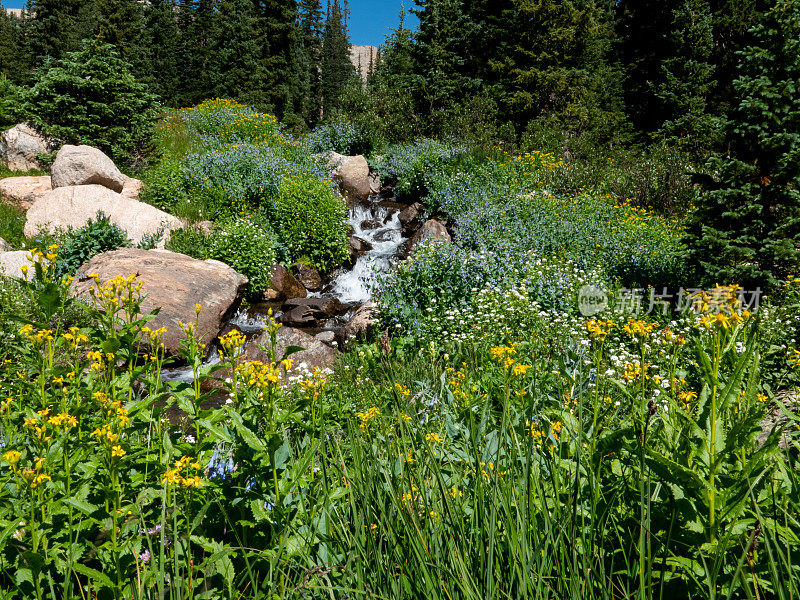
[4, 1, 418, 47]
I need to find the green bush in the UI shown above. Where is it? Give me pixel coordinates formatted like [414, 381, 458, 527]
[0, 203, 26, 249]
[271, 176, 349, 272]
[25, 40, 159, 166]
[165, 227, 210, 260]
[0, 74, 26, 127]
[207, 218, 277, 298]
[140, 157, 190, 215]
[53, 212, 131, 277]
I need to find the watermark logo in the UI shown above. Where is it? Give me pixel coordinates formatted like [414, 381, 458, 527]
[577, 286, 762, 317]
[578, 285, 608, 316]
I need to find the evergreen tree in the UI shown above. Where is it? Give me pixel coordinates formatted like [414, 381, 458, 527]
[299, 0, 325, 123]
[0, 2, 17, 77]
[175, 0, 217, 106]
[97, 0, 143, 64]
[508, 0, 624, 144]
[212, 0, 264, 106]
[685, 0, 800, 290]
[21, 0, 99, 67]
[411, 0, 477, 122]
[140, 0, 181, 105]
[654, 0, 720, 158]
[320, 0, 354, 118]
[253, 0, 302, 117]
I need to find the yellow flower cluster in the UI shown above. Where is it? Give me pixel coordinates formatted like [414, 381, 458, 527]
[622, 318, 657, 339]
[692, 285, 751, 330]
[585, 319, 614, 340]
[20, 324, 54, 346]
[61, 326, 90, 348]
[393, 382, 411, 397]
[238, 359, 292, 391]
[218, 329, 246, 360]
[622, 362, 648, 382]
[163, 456, 204, 488]
[490, 344, 532, 376]
[789, 349, 800, 368]
[21, 457, 50, 488]
[356, 406, 381, 429]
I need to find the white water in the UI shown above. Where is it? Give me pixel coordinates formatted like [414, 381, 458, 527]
[328, 201, 405, 304]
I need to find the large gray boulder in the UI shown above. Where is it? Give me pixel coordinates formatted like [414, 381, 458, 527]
[51, 145, 125, 193]
[325, 152, 372, 201]
[24, 185, 183, 248]
[405, 219, 451, 257]
[0, 250, 44, 279]
[0, 123, 57, 172]
[70, 249, 248, 356]
[0, 175, 52, 209]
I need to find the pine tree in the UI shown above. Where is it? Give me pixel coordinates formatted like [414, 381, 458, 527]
[176, 0, 218, 106]
[411, 0, 477, 122]
[0, 2, 16, 77]
[685, 0, 800, 290]
[97, 0, 143, 64]
[21, 0, 100, 67]
[212, 0, 264, 106]
[252, 0, 302, 117]
[299, 0, 324, 123]
[141, 0, 181, 105]
[654, 0, 720, 158]
[507, 0, 624, 144]
[320, 0, 354, 118]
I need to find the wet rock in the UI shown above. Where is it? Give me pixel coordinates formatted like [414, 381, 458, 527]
[283, 296, 344, 317]
[24, 185, 183, 248]
[369, 172, 381, 195]
[0, 176, 52, 209]
[0, 238, 10, 252]
[269, 264, 307, 300]
[51, 145, 125, 193]
[243, 326, 340, 380]
[349, 235, 373, 254]
[70, 249, 248, 356]
[294, 263, 322, 291]
[406, 219, 451, 256]
[336, 301, 378, 350]
[360, 218, 382, 230]
[373, 229, 396, 243]
[398, 202, 424, 235]
[0, 123, 59, 172]
[280, 306, 318, 327]
[315, 331, 336, 344]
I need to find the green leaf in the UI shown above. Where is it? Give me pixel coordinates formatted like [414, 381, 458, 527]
[70, 563, 114, 589]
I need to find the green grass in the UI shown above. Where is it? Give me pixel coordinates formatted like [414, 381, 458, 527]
[0, 202, 27, 248]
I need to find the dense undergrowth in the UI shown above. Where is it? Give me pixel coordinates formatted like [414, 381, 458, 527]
[1, 103, 800, 599]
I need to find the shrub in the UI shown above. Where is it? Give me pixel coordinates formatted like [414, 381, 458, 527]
[375, 139, 468, 203]
[207, 218, 277, 298]
[165, 227, 210, 260]
[25, 40, 159, 166]
[140, 157, 189, 215]
[307, 116, 374, 156]
[53, 212, 131, 277]
[0, 74, 26, 127]
[0, 203, 26, 249]
[271, 176, 348, 272]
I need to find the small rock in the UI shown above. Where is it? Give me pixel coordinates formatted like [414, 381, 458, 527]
[262, 288, 281, 301]
[398, 202, 425, 235]
[336, 301, 378, 350]
[373, 229, 396, 243]
[369, 172, 381, 195]
[0, 250, 46, 278]
[361, 218, 382, 230]
[197, 220, 214, 235]
[0, 123, 59, 172]
[349, 236, 373, 254]
[282, 296, 344, 317]
[0, 238, 10, 252]
[269, 264, 307, 300]
[243, 326, 340, 380]
[294, 263, 322, 291]
[280, 306, 318, 327]
[406, 219, 451, 256]
[0, 176, 52, 209]
[51, 145, 125, 193]
[315, 331, 336, 344]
